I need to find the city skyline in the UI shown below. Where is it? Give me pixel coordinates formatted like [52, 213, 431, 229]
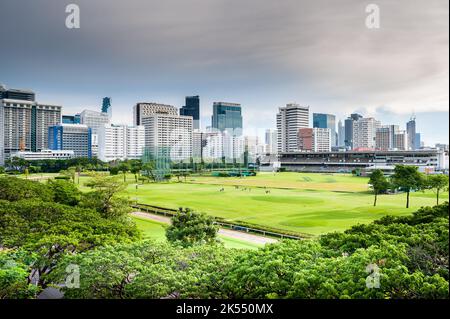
[0, 0, 448, 145]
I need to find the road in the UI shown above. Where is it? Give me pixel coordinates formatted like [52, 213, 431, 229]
[131, 211, 278, 245]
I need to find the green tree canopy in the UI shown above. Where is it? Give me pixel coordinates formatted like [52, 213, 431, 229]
[368, 169, 390, 206]
[391, 165, 424, 208]
[166, 208, 219, 247]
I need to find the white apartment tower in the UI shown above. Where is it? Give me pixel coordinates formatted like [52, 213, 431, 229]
[142, 113, 193, 162]
[352, 118, 381, 150]
[265, 129, 278, 154]
[97, 124, 145, 162]
[78, 110, 111, 157]
[277, 104, 309, 153]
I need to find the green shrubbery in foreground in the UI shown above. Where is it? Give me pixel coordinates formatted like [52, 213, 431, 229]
[0, 176, 448, 299]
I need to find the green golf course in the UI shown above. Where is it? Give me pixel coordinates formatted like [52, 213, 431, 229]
[122, 172, 447, 236]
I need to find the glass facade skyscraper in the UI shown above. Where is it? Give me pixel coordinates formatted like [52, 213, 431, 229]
[180, 95, 200, 129]
[211, 102, 243, 135]
[313, 113, 336, 147]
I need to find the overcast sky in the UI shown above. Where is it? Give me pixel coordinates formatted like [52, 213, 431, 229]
[0, 0, 448, 144]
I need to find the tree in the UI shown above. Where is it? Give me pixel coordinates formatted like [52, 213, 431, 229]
[118, 162, 131, 182]
[5, 157, 28, 173]
[0, 177, 53, 202]
[0, 199, 140, 288]
[390, 165, 424, 208]
[142, 161, 156, 182]
[166, 208, 219, 247]
[47, 179, 82, 206]
[368, 169, 390, 206]
[130, 160, 142, 183]
[424, 174, 449, 205]
[60, 167, 76, 183]
[81, 173, 131, 220]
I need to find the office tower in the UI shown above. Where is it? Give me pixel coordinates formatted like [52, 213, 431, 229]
[193, 130, 223, 161]
[276, 103, 309, 153]
[211, 102, 243, 135]
[97, 124, 145, 162]
[406, 116, 417, 150]
[62, 114, 81, 124]
[141, 113, 193, 162]
[352, 118, 381, 150]
[265, 129, 278, 154]
[0, 90, 61, 165]
[78, 109, 111, 157]
[244, 136, 265, 163]
[180, 96, 200, 130]
[298, 128, 331, 152]
[344, 113, 363, 149]
[48, 124, 92, 158]
[337, 120, 345, 147]
[0, 84, 35, 101]
[394, 131, 407, 151]
[415, 133, 421, 150]
[375, 125, 399, 150]
[313, 113, 336, 147]
[102, 97, 112, 118]
[133, 102, 178, 126]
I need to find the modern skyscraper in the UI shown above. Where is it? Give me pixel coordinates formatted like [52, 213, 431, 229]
[352, 117, 381, 150]
[407, 116, 417, 150]
[97, 124, 145, 162]
[48, 124, 92, 158]
[375, 125, 399, 150]
[337, 120, 345, 147]
[0, 88, 61, 164]
[141, 113, 193, 162]
[62, 114, 81, 124]
[78, 109, 111, 158]
[133, 103, 178, 126]
[101, 97, 112, 118]
[298, 128, 331, 152]
[211, 102, 243, 135]
[313, 113, 336, 147]
[265, 129, 278, 154]
[276, 103, 309, 153]
[180, 96, 200, 130]
[0, 85, 35, 101]
[415, 133, 421, 150]
[344, 113, 363, 149]
[394, 131, 408, 151]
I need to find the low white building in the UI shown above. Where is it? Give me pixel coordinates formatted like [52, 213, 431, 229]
[9, 149, 74, 161]
[97, 124, 145, 162]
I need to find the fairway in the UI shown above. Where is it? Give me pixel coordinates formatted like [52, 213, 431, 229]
[123, 172, 447, 236]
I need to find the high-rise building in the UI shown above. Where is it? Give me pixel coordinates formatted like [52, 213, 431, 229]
[298, 128, 331, 152]
[211, 102, 243, 135]
[352, 118, 381, 150]
[180, 96, 200, 130]
[78, 109, 111, 157]
[0, 85, 35, 101]
[62, 114, 81, 124]
[406, 116, 417, 150]
[97, 124, 145, 162]
[48, 124, 92, 158]
[394, 131, 408, 151]
[141, 113, 193, 162]
[313, 113, 336, 147]
[265, 129, 278, 154]
[344, 113, 362, 149]
[415, 133, 421, 150]
[337, 120, 345, 147]
[0, 90, 61, 164]
[102, 97, 112, 118]
[375, 125, 399, 150]
[276, 103, 309, 153]
[133, 103, 178, 126]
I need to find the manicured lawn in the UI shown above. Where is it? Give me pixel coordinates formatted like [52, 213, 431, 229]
[122, 172, 447, 236]
[132, 216, 262, 250]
